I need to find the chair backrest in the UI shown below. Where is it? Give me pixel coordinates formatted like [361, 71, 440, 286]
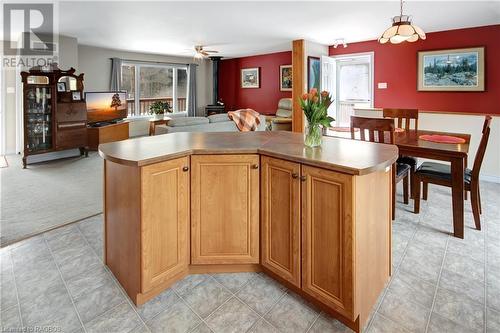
[276, 98, 292, 118]
[471, 115, 493, 181]
[383, 108, 419, 131]
[350, 116, 395, 144]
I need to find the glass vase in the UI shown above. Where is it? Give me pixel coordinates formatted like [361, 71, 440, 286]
[304, 123, 322, 147]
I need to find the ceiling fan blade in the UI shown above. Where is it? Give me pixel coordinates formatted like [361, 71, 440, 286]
[204, 50, 219, 53]
[201, 51, 209, 56]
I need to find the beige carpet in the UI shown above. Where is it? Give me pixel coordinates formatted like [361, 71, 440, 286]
[0, 152, 102, 246]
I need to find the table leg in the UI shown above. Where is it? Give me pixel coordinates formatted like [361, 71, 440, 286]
[149, 123, 154, 136]
[450, 157, 465, 239]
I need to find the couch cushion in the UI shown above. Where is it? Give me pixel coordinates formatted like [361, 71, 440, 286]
[207, 113, 230, 123]
[276, 108, 292, 118]
[278, 98, 292, 110]
[168, 117, 209, 127]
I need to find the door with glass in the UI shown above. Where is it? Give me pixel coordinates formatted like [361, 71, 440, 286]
[24, 85, 54, 153]
[332, 54, 373, 126]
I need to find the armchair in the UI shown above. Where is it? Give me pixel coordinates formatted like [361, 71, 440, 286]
[270, 98, 292, 131]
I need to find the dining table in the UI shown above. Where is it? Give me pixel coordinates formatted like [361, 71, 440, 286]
[326, 128, 471, 239]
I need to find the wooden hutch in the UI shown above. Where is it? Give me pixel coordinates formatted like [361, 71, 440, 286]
[21, 66, 89, 168]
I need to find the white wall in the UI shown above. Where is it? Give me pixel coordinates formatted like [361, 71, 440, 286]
[354, 108, 500, 182]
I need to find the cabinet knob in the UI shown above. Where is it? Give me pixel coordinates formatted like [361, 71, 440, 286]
[300, 175, 307, 182]
[182, 166, 189, 172]
[252, 164, 259, 169]
[292, 173, 299, 179]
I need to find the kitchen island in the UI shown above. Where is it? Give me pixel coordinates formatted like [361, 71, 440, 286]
[99, 131, 398, 332]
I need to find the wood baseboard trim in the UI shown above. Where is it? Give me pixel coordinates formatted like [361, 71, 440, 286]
[189, 264, 262, 274]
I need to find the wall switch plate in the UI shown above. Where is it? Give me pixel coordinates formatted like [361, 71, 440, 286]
[7, 87, 15, 94]
[378, 82, 387, 89]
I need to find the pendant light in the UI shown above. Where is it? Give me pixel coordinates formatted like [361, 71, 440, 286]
[378, 0, 426, 44]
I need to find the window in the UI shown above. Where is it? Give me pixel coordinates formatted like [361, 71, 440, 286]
[333, 53, 374, 126]
[121, 62, 188, 117]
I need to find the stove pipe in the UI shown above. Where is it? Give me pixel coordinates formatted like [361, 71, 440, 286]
[209, 56, 222, 105]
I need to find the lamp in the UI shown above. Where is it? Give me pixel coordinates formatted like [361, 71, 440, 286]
[378, 0, 426, 44]
[333, 38, 347, 48]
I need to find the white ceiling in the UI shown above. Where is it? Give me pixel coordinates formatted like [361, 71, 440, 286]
[54, 1, 500, 58]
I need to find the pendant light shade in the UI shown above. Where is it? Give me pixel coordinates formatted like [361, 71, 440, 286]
[378, 1, 426, 44]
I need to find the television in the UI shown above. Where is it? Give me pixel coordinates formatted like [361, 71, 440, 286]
[85, 91, 128, 124]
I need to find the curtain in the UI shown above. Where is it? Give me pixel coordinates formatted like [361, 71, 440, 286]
[110, 58, 122, 91]
[187, 63, 198, 117]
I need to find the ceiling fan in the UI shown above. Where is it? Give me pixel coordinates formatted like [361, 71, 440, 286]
[194, 45, 218, 59]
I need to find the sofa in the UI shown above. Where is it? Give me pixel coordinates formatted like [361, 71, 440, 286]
[155, 113, 267, 134]
[270, 98, 292, 131]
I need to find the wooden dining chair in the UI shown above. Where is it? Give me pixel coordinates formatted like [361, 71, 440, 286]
[413, 116, 492, 230]
[350, 116, 411, 220]
[383, 108, 419, 197]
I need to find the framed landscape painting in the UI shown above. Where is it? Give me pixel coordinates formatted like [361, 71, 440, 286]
[308, 57, 320, 91]
[241, 67, 260, 88]
[280, 65, 292, 91]
[418, 47, 485, 91]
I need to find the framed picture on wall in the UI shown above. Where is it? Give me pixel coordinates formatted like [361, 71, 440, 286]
[418, 47, 485, 91]
[279, 65, 292, 91]
[241, 68, 260, 88]
[72, 91, 81, 101]
[308, 57, 321, 91]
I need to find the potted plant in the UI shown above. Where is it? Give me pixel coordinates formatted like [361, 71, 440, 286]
[149, 100, 172, 120]
[299, 88, 335, 147]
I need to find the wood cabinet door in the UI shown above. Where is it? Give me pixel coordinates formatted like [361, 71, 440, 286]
[301, 165, 355, 319]
[261, 156, 301, 287]
[141, 157, 190, 292]
[191, 154, 259, 264]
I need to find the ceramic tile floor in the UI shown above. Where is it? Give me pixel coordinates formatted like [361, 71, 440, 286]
[1, 182, 499, 333]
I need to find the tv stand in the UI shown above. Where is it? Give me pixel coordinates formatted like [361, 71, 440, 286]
[87, 121, 129, 150]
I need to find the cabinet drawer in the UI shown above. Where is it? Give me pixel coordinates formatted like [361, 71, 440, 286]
[57, 102, 87, 122]
[56, 124, 87, 149]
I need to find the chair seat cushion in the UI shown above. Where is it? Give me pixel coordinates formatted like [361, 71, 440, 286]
[397, 163, 411, 177]
[397, 156, 417, 166]
[416, 162, 472, 184]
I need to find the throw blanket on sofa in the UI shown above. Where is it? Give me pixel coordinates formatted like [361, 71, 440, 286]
[227, 109, 261, 131]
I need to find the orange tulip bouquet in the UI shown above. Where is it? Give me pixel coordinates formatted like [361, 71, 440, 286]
[299, 88, 335, 147]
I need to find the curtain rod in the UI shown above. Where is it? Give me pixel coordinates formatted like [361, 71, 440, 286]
[110, 58, 199, 66]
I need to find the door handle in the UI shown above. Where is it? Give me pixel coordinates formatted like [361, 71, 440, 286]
[252, 164, 259, 169]
[300, 175, 307, 182]
[182, 166, 189, 172]
[292, 173, 299, 179]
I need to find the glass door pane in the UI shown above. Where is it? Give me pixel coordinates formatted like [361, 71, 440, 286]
[121, 64, 136, 116]
[25, 86, 53, 152]
[176, 68, 188, 112]
[139, 66, 173, 116]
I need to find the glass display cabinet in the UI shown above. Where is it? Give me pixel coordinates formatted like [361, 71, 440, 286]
[21, 66, 88, 168]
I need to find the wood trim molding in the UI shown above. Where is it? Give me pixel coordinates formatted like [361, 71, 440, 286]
[292, 39, 305, 133]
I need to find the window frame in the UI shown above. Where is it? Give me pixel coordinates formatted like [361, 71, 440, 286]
[121, 61, 188, 118]
[332, 52, 374, 107]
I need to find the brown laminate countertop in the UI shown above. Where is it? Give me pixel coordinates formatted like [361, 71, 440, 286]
[98, 131, 399, 175]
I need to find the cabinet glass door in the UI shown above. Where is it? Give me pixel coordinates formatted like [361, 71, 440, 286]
[25, 86, 53, 152]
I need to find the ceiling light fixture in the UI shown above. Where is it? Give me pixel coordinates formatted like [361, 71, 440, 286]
[378, 0, 426, 44]
[333, 38, 347, 48]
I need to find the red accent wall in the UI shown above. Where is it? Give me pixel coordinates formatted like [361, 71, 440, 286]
[329, 25, 500, 115]
[218, 51, 292, 115]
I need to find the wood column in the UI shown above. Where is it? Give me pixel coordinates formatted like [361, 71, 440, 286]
[292, 40, 305, 133]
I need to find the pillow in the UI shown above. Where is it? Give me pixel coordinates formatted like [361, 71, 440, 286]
[168, 117, 209, 127]
[276, 108, 292, 118]
[207, 113, 230, 123]
[277, 98, 292, 110]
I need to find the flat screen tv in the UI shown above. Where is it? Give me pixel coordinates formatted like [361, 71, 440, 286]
[86, 91, 128, 124]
